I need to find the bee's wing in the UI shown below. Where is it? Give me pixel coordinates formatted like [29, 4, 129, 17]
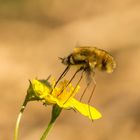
[74, 46, 97, 52]
[85, 69, 95, 84]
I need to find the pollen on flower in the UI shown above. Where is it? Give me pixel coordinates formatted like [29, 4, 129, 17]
[51, 80, 80, 103]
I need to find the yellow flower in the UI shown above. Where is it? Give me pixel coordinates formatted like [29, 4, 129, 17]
[31, 79, 102, 120]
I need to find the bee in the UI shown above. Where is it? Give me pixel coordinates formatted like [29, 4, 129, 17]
[56, 47, 116, 99]
[60, 46, 116, 98]
[61, 46, 116, 74]
[55, 46, 116, 120]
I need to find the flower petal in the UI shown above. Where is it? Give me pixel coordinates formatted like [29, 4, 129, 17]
[31, 80, 57, 104]
[68, 99, 102, 120]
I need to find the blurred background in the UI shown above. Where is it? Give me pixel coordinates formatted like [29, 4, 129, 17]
[0, 0, 140, 140]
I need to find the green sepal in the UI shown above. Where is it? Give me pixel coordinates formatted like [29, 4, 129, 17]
[26, 80, 41, 101]
[51, 105, 62, 123]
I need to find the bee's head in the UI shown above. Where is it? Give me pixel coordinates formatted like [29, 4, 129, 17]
[58, 57, 69, 65]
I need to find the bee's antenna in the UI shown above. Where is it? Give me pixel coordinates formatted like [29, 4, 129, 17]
[58, 57, 63, 61]
[58, 56, 67, 65]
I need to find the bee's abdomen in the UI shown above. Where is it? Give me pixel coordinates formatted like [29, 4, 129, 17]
[100, 54, 116, 73]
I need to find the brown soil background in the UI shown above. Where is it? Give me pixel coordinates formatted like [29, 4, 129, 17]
[0, 0, 140, 140]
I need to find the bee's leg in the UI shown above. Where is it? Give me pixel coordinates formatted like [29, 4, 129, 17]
[88, 79, 96, 121]
[50, 65, 70, 95]
[88, 79, 96, 104]
[57, 68, 82, 97]
[65, 68, 81, 87]
[54, 65, 70, 88]
[80, 67, 93, 101]
[63, 70, 84, 104]
[80, 81, 91, 101]
[46, 75, 51, 80]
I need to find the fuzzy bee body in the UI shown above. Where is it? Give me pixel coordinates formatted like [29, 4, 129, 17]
[61, 47, 116, 73]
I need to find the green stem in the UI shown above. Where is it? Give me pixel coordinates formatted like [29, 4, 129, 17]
[40, 105, 62, 140]
[14, 99, 28, 140]
[40, 119, 55, 140]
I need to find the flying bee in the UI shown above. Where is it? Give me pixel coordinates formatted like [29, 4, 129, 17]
[61, 46, 116, 74]
[59, 46, 116, 99]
